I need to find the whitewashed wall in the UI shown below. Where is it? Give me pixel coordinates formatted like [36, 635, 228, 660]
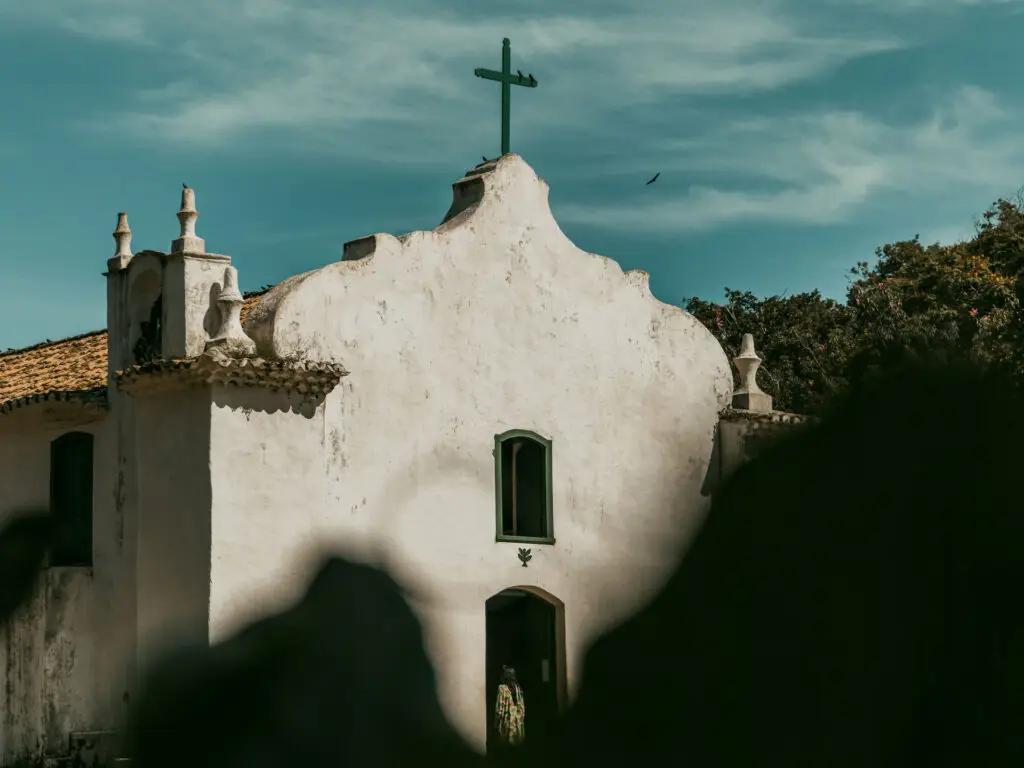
[208, 155, 733, 750]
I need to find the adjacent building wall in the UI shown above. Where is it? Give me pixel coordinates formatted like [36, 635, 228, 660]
[0, 410, 134, 765]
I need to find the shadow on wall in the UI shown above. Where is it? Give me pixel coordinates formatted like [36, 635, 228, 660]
[217, 387, 328, 421]
[4, 355, 1024, 766]
[0, 510, 53, 622]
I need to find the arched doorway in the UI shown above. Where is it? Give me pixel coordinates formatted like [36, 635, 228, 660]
[485, 587, 566, 751]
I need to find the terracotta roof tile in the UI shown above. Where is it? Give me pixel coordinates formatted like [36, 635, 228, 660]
[0, 331, 109, 408]
[0, 293, 265, 410]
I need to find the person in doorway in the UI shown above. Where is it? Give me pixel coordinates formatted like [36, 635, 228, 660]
[495, 665, 526, 746]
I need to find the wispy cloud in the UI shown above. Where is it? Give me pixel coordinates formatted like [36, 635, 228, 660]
[3, 0, 1017, 240]
[838, 0, 1024, 9]
[555, 86, 1024, 232]
[1, 0, 903, 166]
[60, 14, 148, 43]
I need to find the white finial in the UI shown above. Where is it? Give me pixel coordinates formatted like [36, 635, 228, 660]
[732, 333, 773, 412]
[171, 184, 205, 254]
[205, 265, 256, 355]
[734, 334, 763, 394]
[109, 212, 133, 270]
[219, 264, 244, 303]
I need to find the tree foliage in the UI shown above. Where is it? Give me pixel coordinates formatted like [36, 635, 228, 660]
[685, 195, 1024, 414]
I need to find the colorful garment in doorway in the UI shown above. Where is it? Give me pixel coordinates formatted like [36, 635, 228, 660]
[495, 682, 526, 745]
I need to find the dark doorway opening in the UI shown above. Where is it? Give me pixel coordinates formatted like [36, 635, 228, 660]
[485, 588, 563, 752]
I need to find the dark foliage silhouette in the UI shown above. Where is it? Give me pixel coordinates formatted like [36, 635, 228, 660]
[0, 509, 53, 623]
[127, 557, 485, 768]
[521, 356, 1024, 767]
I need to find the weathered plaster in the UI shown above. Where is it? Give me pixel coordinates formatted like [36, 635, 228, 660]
[207, 386, 331, 639]
[162, 253, 233, 359]
[225, 154, 734, 749]
[0, 417, 135, 765]
[133, 389, 213, 674]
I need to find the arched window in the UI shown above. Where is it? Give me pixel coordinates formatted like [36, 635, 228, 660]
[494, 430, 553, 543]
[49, 431, 94, 567]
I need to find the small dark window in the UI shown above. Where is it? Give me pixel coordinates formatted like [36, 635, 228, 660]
[132, 294, 163, 365]
[49, 431, 94, 567]
[495, 430, 553, 543]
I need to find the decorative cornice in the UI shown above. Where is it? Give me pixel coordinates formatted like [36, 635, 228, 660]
[116, 347, 348, 399]
[0, 387, 109, 416]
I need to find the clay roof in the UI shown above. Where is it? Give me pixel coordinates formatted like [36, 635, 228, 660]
[0, 293, 265, 412]
[0, 331, 109, 411]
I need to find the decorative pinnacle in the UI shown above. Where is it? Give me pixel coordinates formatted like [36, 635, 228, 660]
[218, 264, 244, 304]
[171, 184, 205, 254]
[113, 212, 132, 257]
[178, 185, 196, 237]
[106, 212, 133, 271]
[733, 333, 763, 395]
[732, 333, 773, 413]
[205, 265, 256, 355]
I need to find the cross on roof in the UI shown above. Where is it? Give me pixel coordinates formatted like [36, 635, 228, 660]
[473, 38, 538, 158]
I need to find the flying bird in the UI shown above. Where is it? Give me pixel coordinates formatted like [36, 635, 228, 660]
[646, 172, 660, 185]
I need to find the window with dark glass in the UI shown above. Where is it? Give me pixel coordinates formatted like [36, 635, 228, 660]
[49, 431, 94, 567]
[495, 430, 553, 543]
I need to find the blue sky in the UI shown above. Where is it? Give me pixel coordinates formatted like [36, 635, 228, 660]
[1, 0, 1022, 350]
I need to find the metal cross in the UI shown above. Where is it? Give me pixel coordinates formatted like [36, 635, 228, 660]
[473, 38, 538, 157]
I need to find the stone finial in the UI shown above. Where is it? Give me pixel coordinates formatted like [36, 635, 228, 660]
[171, 184, 206, 254]
[205, 265, 256, 355]
[109, 212, 133, 270]
[732, 333, 773, 413]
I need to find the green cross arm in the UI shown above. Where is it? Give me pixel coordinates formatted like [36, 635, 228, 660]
[474, 69, 538, 88]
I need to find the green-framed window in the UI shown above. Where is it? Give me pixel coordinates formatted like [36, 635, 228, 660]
[494, 429, 554, 544]
[49, 431, 94, 567]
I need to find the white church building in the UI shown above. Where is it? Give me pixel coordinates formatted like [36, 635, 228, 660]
[0, 155, 799, 765]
